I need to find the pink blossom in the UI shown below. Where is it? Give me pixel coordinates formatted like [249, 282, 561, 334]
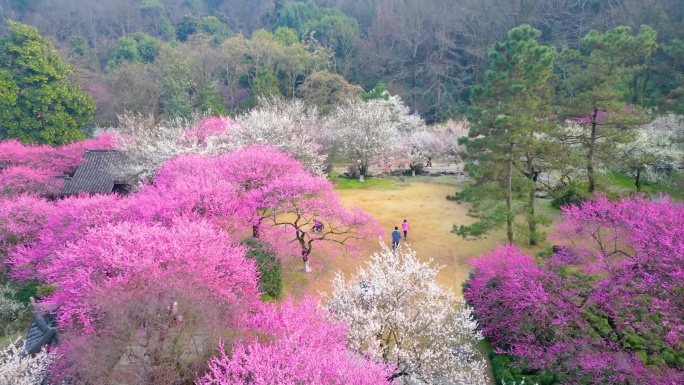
[199, 297, 393, 385]
[41, 220, 259, 333]
[467, 196, 684, 383]
[0, 166, 64, 197]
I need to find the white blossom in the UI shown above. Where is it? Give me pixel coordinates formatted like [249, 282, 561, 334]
[327, 95, 423, 180]
[616, 114, 684, 185]
[0, 284, 25, 325]
[0, 338, 56, 385]
[114, 113, 203, 180]
[232, 96, 327, 176]
[322, 243, 488, 384]
[397, 129, 438, 174]
[115, 97, 328, 179]
[433, 119, 469, 165]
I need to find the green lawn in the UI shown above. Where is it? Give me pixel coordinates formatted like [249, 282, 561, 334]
[608, 171, 682, 200]
[330, 176, 404, 190]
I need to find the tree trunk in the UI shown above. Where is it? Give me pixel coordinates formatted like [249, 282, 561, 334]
[506, 142, 514, 244]
[411, 169, 416, 177]
[299, 234, 313, 272]
[252, 217, 262, 238]
[302, 256, 311, 272]
[587, 108, 599, 193]
[635, 167, 642, 192]
[359, 163, 367, 182]
[527, 158, 537, 246]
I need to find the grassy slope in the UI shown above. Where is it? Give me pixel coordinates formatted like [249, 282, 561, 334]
[608, 171, 682, 200]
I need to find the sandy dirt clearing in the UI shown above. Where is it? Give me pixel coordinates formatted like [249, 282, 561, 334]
[282, 179, 508, 300]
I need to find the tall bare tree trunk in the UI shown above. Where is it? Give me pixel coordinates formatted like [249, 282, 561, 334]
[506, 142, 514, 244]
[526, 154, 537, 246]
[587, 108, 599, 193]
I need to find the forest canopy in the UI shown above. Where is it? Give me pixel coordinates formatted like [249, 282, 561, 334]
[0, 0, 681, 126]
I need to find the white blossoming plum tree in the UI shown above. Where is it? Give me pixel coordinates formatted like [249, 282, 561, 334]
[234, 96, 327, 176]
[322, 243, 488, 384]
[328, 94, 424, 181]
[0, 338, 56, 385]
[116, 97, 328, 180]
[616, 114, 684, 191]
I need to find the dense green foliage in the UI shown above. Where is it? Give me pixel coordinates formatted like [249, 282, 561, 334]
[107, 32, 163, 69]
[241, 237, 283, 300]
[0, 21, 95, 145]
[0, 0, 680, 125]
[176, 13, 233, 43]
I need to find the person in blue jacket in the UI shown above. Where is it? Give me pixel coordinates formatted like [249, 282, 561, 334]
[391, 226, 401, 252]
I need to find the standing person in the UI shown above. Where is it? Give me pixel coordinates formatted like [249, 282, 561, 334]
[402, 219, 410, 240]
[391, 226, 401, 252]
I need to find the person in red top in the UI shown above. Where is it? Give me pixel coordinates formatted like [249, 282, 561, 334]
[401, 219, 410, 240]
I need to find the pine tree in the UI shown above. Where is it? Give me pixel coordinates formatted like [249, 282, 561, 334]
[557, 26, 658, 193]
[456, 25, 554, 245]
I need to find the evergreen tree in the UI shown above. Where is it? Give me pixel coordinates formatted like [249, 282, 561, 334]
[557, 26, 658, 193]
[0, 21, 95, 145]
[662, 39, 684, 114]
[456, 25, 554, 245]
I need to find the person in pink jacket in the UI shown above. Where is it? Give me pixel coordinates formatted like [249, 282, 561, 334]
[401, 219, 410, 240]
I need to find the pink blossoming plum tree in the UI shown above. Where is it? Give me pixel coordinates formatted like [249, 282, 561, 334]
[265, 191, 382, 272]
[41, 220, 259, 385]
[466, 196, 684, 384]
[0, 195, 54, 269]
[200, 297, 393, 385]
[10, 193, 126, 280]
[0, 136, 114, 197]
[142, 145, 379, 272]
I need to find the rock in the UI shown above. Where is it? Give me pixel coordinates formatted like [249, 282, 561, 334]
[535, 191, 551, 199]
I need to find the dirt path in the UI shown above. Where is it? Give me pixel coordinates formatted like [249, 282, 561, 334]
[282, 179, 507, 299]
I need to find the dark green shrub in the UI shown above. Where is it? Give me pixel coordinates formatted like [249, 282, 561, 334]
[36, 284, 57, 298]
[13, 279, 40, 304]
[550, 188, 586, 209]
[241, 238, 283, 300]
[489, 351, 558, 385]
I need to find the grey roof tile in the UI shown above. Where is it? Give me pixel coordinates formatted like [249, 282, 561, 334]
[21, 298, 57, 357]
[60, 150, 130, 196]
